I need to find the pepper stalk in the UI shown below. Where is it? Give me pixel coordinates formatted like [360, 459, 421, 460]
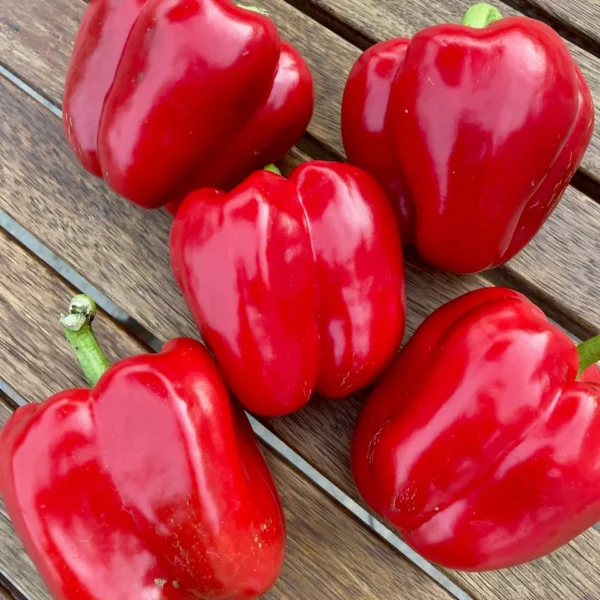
[237, 4, 268, 16]
[577, 335, 600, 378]
[60, 294, 110, 387]
[264, 163, 282, 175]
[462, 3, 503, 28]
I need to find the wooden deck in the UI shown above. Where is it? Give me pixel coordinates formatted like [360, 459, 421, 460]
[1, 0, 600, 598]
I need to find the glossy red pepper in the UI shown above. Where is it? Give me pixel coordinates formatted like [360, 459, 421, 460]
[352, 287, 600, 570]
[170, 162, 406, 416]
[342, 4, 594, 272]
[64, 0, 314, 209]
[0, 296, 285, 599]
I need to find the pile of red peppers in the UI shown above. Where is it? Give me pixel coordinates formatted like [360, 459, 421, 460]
[1, 1, 599, 597]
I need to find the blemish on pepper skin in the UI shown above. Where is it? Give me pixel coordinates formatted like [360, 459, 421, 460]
[155, 578, 167, 588]
[173, 580, 180, 589]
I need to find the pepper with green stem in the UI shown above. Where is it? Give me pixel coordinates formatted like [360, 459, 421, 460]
[353, 287, 600, 571]
[342, 2, 594, 272]
[0, 294, 286, 600]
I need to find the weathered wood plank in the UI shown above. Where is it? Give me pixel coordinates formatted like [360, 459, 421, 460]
[0, 247, 451, 600]
[505, 0, 600, 50]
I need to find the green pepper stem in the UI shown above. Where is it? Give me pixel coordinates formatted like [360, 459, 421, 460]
[577, 335, 600, 378]
[60, 295, 110, 387]
[236, 4, 268, 16]
[264, 164, 282, 176]
[462, 3, 503, 27]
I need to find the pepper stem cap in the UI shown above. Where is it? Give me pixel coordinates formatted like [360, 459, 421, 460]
[60, 294, 110, 387]
[577, 335, 600, 378]
[462, 3, 503, 27]
[264, 164, 282, 176]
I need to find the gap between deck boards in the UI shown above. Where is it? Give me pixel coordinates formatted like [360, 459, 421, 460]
[0, 573, 24, 600]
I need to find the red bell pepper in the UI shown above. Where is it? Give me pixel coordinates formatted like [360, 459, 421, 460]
[352, 287, 600, 570]
[342, 3, 594, 273]
[170, 162, 406, 416]
[0, 296, 285, 599]
[64, 0, 314, 209]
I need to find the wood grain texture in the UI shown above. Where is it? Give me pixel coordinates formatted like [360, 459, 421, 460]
[504, 0, 600, 49]
[0, 267, 450, 600]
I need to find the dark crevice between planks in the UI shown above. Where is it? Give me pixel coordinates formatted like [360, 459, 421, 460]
[571, 169, 600, 204]
[488, 267, 595, 340]
[498, 0, 600, 61]
[0, 571, 26, 600]
[296, 132, 341, 163]
[282, 0, 374, 49]
[0, 64, 62, 118]
[0, 385, 23, 412]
